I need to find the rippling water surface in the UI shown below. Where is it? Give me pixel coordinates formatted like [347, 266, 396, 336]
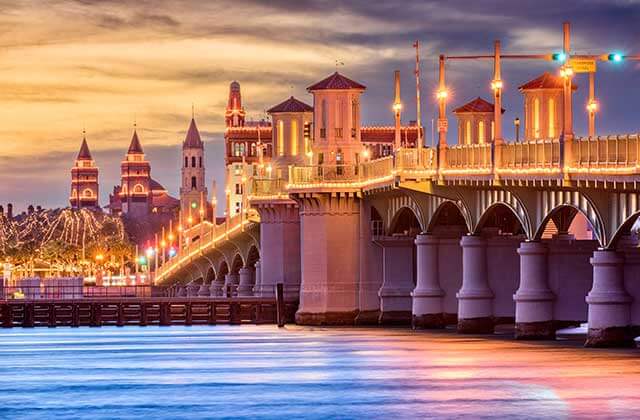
[0, 326, 639, 419]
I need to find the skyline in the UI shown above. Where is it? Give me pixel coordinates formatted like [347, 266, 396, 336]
[2, 0, 640, 211]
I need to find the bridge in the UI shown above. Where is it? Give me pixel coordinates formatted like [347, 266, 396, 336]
[156, 22, 640, 347]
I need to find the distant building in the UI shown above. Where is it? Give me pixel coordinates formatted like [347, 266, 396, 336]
[180, 117, 208, 223]
[108, 128, 179, 217]
[69, 133, 99, 209]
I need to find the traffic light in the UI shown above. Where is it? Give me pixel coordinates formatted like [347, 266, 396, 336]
[607, 53, 624, 62]
[551, 52, 567, 62]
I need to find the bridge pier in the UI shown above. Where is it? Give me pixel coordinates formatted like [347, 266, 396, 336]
[295, 194, 360, 325]
[412, 234, 446, 329]
[457, 235, 494, 333]
[377, 236, 414, 325]
[586, 250, 633, 347]
[356, 201, 383, 325]
[237, 267, 255, 297]
[224, 273, 239, 297]
[255, 203, 300, 300]
[514, 241, 555, 339]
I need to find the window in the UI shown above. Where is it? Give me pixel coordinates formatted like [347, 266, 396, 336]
[133, 184, 144, 193]
[465, 121, 471, 144]
[548, 98, 555, 138]
[335, 128, 343, 138]
[235, 183, 243, 195]
[351, 99, 358, 133]
[320, 99, 327, 138]
[533, 97, 540, 139]
[199, 157, 202, 168]
[191, 156, 196, 167]
[83, 189, 93, 198]
[291, 119, 298, 155]
[235, 202, 241, 214]
[303, 122, 312, 153]
[336, 149, 343, 176]
[191, 176, 197, 189]
[185, 156, 188, 167]
[277, 120, 284, 156]
[478, 121, 485, 144]
[251, 142, 256, 157]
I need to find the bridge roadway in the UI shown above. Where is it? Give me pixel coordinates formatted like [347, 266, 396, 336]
[157, 134, 640, 347]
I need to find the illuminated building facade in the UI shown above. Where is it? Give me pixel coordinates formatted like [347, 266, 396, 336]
[69, 134, 99, 209]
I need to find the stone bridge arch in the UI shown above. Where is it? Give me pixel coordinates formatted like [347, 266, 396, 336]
[469, 189, 533, 239]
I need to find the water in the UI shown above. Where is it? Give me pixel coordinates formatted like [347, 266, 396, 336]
[0, 326, 639, 419]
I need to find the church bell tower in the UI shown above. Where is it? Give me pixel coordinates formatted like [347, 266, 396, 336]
[180, 116, 208, 222]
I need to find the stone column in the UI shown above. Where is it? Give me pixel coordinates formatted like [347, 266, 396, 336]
[252, 261, 262, 296]
[210, 275, 225, 297]
[514, 241, 555, 339]
[197, 282, 211, 297]
[412, 234, 445, 328]
[224, 273, 239, 297]
[457, 235, 494, 333]
[237, 267, 255, 297]
[586, 250, 632, 347]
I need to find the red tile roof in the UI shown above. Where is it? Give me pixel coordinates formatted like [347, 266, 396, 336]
[519, 72, 577, 91]
[361, 126, 422, 144]
[307, 72, 366, 91]
[267, 96, 313, 113]
[226, 127, 273, 142]
[453, 97, 504, 114]
[183, 118, 203, 149]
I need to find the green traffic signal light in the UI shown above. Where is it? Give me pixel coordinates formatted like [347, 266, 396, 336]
[551, 52, 567, 62]
[608, 53, 624, 62]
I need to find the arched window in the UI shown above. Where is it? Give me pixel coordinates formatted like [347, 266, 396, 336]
[121, 184, 128, 194]
[533, 97, 540, 139]
[478, 121, 485, 144]
[277, 120, 284, 156]
[320, 99, 327, 138]
[548, 98, 555, 138]
[191, 176, 197, 189]
[133, 184, 144, 193]
[291, 119, 298, 156]
[185, 156, 188, 167]
[191, 156, 196, 167]
[83, 189, 93, 198]
[465, 121, 471, 144]
[199, 157, 202, 168]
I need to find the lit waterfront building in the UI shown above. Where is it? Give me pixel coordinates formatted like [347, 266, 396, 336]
[180, 116, 208, 222]
[69, 133, 99, 209]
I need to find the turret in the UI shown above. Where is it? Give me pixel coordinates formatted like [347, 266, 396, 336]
[519, 72, 576, 141]
[180, 116, 208, 221]
[452, 97, 503, 144]
[307, 72, 366, 166]
[119, 128, 151, 216]
[69, 133, 99, 209]
[267, 96, 313, 178]
[225, 81, 246, 128]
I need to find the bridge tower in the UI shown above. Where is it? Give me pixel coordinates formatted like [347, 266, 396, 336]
[225, 81, 245, 128]
[180, 116, 208, 222]
[307, 72, 366, 166]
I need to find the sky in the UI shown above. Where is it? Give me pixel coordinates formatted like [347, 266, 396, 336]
[1, 0, 639, 212]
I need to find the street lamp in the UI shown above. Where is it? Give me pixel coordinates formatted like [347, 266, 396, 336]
[514, 118, 521, 142]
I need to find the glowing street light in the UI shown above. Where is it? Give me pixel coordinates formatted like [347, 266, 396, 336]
[587, 101, 598, 113]
[490, 80, 503, 91]
[436, 89, 448, 100]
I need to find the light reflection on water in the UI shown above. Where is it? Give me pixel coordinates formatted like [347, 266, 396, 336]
[0, 326, 638, 419]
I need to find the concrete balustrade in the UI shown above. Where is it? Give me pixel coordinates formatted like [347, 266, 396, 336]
[457, 235, 494, 333]
[514, 241, 555, 339]
[412, 234, 445, 328]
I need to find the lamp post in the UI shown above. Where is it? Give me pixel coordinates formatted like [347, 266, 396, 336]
[587, 71, 597, 137]
[514, 118, 521, 142]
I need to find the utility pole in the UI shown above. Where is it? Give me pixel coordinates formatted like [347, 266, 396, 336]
[414, 41, 423, 150]
[492, 40, 503, 144]
[393, 70, 402, 150]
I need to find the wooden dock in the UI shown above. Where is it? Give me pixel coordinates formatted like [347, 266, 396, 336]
[0, 297, 297, 328]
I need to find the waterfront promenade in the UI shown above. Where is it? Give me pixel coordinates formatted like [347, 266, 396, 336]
[0, 325, 638, 419]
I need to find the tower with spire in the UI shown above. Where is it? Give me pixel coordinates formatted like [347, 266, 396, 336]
[119, 127, 152, 216]
[180, 114, 208, 221]
[69, 132, 99, 209]
[225, 81, 246, 128]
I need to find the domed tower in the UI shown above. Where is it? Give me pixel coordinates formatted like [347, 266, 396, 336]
[180, 117, 208, 221]
[267, 96, 313, 178]
[307, 72, 366, 166]
[119, 128, 151, 216]
[225, 81, 246, 128]
[69, 133, 99, 209]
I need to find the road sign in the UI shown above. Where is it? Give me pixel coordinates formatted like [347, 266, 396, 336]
[570, 58, 596, 73]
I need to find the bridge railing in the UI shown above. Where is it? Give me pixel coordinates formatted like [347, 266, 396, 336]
[361, 155, 394, 181]
[500, 139, 561, 170]
[571, 134, 640, 168]
[251, 177, 288, 197]
[395, 147, 437, 173]
[289, 164, 361, 185]
[444, 143, 492, 172]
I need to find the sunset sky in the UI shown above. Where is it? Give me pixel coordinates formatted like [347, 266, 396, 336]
[1, 0, 639, 212]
